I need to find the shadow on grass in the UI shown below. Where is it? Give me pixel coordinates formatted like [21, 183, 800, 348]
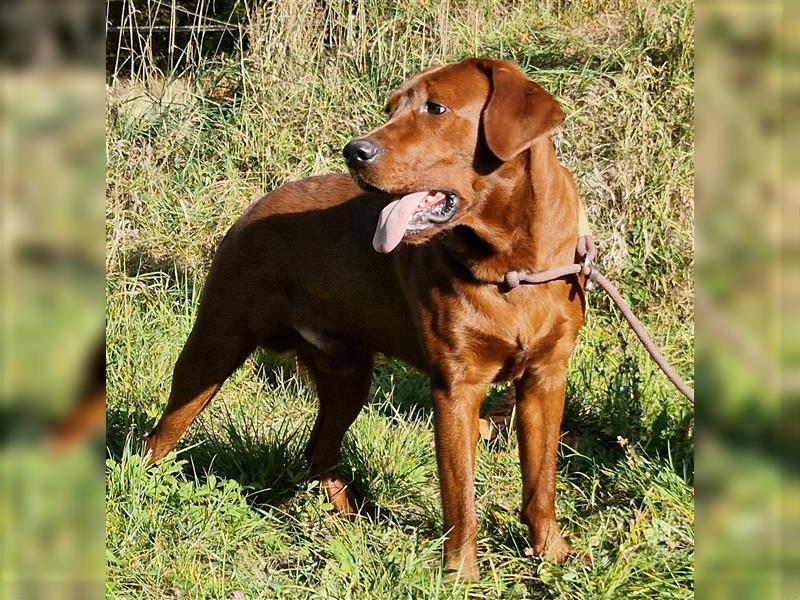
[482, 35, 630, 81]
[106, 364, 421, 519]
[121, 245, 207, 296]
[186, 416, 311, 509]
[106, 405, 152, 460]
[106, 401, 310, 509]
[563, 365, 695, 480]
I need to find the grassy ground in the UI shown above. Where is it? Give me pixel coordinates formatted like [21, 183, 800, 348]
[106, 1, 694, 597]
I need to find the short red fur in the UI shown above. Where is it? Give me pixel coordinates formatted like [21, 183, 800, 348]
[144, 58, 585, 579]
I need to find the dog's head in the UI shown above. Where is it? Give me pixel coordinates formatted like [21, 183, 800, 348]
[343, 58, 565, 253]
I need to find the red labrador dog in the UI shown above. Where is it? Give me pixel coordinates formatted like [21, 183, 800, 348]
[144, 57, 585, 579]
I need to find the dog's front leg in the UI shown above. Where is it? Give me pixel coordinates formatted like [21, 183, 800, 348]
[431, 381, 485, 580]
[515, 369, 573, 562]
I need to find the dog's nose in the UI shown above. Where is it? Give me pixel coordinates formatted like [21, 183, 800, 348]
[342, 139, 380, 168]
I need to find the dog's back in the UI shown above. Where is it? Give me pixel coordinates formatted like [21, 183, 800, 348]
[204, 173, 423, 365]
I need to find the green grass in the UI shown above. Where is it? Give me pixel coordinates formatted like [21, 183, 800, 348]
[106, 0, 694, 597]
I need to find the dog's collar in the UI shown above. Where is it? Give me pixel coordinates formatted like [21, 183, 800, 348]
[438, 237, 488, 286]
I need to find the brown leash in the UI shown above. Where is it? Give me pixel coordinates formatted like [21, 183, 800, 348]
[496, 236, 695, 403]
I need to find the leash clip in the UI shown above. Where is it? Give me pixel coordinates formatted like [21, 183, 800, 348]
[581, 256, 596, 292]
[576, 234, 597, 292]
[502, 271, 521, 292]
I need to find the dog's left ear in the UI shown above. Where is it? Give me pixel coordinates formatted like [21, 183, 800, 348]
[482, 62, 565, 162]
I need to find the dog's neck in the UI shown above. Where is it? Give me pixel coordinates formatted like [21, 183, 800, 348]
[446, 137, 579, 281]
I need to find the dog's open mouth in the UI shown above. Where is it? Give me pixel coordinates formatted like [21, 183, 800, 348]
[372, 190, 459, 253]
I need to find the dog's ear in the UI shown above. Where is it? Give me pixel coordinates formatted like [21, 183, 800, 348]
[482, 62, 565, 162]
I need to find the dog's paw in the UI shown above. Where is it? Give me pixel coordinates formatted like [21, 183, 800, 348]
[443, 555, 480, 582]
[540, 538, 574, 564]
[320, 473, 360, 515]
[527, 521, 574, 564]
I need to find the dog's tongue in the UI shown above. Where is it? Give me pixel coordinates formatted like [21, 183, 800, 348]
[373, 191, 444, 253]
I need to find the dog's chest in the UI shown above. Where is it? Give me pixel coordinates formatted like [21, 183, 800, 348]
[424, 285, 559, 382]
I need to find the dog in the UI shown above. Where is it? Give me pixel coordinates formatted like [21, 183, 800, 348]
[144, 57, 585, 579]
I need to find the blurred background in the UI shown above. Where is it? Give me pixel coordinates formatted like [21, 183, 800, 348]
[0, 0, 795, 598]
[2, 0, 105, 598]
[694, 1, 798, 598]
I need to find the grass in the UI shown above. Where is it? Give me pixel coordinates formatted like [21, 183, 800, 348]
[106, 0, 694, 597]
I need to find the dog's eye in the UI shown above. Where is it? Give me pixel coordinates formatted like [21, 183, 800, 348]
[423, 101, 447, 115]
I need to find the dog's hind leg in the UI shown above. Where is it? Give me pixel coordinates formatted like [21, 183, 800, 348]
[301, 349, 373, 515]
[144, 313, 252, 465]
